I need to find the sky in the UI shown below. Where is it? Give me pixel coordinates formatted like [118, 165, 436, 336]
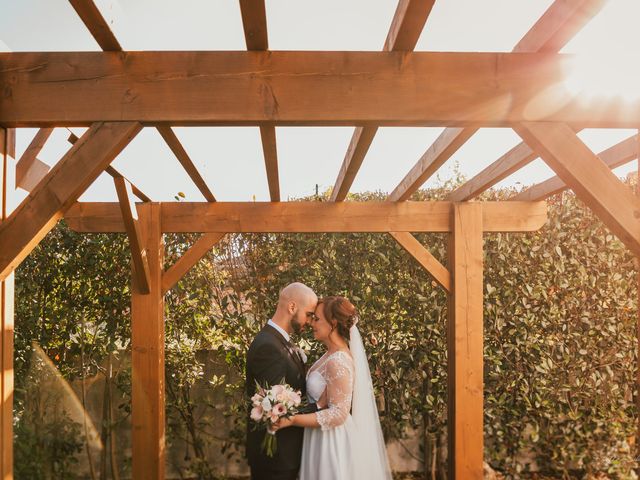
[2, 0, 640, 204]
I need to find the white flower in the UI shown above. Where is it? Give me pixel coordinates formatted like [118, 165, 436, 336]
[294, 346, 307, 364]
[261, 396, 272, 411]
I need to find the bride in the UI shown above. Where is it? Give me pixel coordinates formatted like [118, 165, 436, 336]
[272, 296, 392, 479]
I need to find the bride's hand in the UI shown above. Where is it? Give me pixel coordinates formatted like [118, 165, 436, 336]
[272, 416, 295, 432]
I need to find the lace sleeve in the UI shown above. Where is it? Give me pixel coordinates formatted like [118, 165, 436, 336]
[315, 352, 354, 431]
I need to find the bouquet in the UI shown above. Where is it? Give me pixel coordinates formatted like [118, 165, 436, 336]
[250, 381, 303, 457]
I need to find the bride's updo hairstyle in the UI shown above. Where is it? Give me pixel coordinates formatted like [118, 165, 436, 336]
[318, 296, 358, 341]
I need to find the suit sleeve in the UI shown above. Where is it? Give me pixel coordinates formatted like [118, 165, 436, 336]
[249, 341, 289, 388]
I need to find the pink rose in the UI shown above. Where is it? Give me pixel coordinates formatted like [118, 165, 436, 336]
[288, 391, 301, 406]
[270, 413, 280, 424]
[251, 393, 263, 407]
[272, 403, 287, 417]
[250, 406, 264, 421]
[270, 385, 285, 397]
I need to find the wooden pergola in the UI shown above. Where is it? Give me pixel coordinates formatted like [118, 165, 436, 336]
[1, 1, 639, 478]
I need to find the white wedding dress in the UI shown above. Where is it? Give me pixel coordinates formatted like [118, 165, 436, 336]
[299, 326, 392, 480]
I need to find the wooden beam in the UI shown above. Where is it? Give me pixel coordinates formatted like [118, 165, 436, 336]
[387, 0, 607, 202]
[114, 176, 151, 294]
[512, 134, 638, 201]
[259, 125, 280, 202]
[0, 127, 15, 480]
[162, 232, 225, 295]
[156, 126, 216, 202]
[63, 200, 547, 233]
[447, 141, 539, 202]
[68, 0, 122, 51]
[239, 0, 268, 51]
[447, 202, 484, 480]
[389, 231, 450, 292]
[388, 128, 477, 202]
[330, 126, 379, 202]
[331, 0, 436, 201]
[512, 0, 607, 53]
[15, 128, 53, 191]
[131, 203, 165, 480]
[238, 2, 281, 201]
[4, 51, 640, 127]
[67, 132, 151, 202]
[0, 121, 142, 282]
[383, 0, 435, 52]
[515, 122, 640, 255]
[106, 166, 151, 202]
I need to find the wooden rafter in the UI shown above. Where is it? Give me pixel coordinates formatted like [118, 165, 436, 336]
[387, 0, 607, 202]
[67, 130, 151, 202]
[156, 126, 216, 202]
[514, 122, 640, 255]
[4, 51, 640, 127]
[446, 140, 537, 202]
[239, 1, 280, 201]
[70, 0, 193, 203]
[64, 201, 547, 233]
[259, 125, 280, 201]
[330, 0, 435, 202]
[0, 121, 142, 282]
[68, 0, 122, 51]
[389, 231, 450, 292]
[239, 0, 268, 50]
[162, 232, 226, 295]
[114, 175, 151, 294]
[106, 166, 151, 202]
[512, 133, 639, 201]
[15, 128, 53, 191]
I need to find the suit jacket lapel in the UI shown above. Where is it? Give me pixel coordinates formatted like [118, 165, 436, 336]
[263, 324, 305, 376]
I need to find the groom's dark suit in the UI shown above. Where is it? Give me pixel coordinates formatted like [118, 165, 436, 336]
[245, 323, 315, 480]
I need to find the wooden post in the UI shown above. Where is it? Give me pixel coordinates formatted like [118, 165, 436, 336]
[131, 203, 165, 480]
[447, 202, 484, 479]
[0, 127, 15, 480]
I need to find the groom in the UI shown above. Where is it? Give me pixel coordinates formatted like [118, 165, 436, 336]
[245, 282, 319, 480]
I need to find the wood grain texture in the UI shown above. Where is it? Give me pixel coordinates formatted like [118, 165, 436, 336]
[131, 203, 165, 480]
[162, 232, 225, 294]
[515, 122, 640, 255]
[4, 51, 640, 127]
[114, 176, 151, 294]
[68, 0, 122, 51]
[512, 134, 638, 201]
[388, 0, 606, 202]
[63, 201, 547, 233]
[0, 121, 142, 281]
[0, 127, 15, 480]
[447, 202, 484, 480]
[259, 126, 280, 202]
[389, 231, 450, 292]
[239, 0, 268, 50]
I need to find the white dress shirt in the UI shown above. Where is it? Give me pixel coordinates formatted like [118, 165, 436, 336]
[267, 319, 290, 343]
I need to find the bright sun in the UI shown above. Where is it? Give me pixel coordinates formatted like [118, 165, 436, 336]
[564, 52, 640, 101]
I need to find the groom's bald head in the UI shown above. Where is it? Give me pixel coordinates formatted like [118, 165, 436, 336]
[274, 282, 318, 334]
[278, 282, 317, 308]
